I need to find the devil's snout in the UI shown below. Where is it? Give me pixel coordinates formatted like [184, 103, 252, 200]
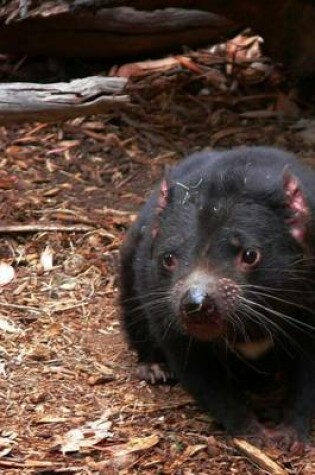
[175, 270, 240, 340]
[180, 286, 217, 321]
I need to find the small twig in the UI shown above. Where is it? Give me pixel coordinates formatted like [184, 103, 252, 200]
[233, 438, 289, 475]
[0, 459, 53, 468]
[0, 224, 93, 234]
[0, 458, 85, 472]
[35, 468, 85, 474]
[0, 302, 41, 312]
[50, 301, 89, 314]
[102, 208, 135, 217]
[238, 110, 279, 119]
[119, 398, 194, 415]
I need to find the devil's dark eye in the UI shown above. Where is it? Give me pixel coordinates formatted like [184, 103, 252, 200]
[241, 248, 261, 267]
[162, 252, 178, 271]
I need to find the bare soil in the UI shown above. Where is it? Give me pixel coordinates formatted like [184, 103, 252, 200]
[0, 39, 315, 475]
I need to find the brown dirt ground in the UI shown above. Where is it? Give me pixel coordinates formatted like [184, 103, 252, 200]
[0, 40, 315, 475]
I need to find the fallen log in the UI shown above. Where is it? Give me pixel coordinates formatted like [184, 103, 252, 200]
[0, 76, 129, 124]
[1, 1, 313, 83]
[0, 6, 235, 59]
[72, 1, 315, 81]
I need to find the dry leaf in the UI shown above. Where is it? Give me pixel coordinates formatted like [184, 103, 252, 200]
[54, 414, 113, 454]
[0, 432, 18, 458]
[168, 444, 207, 471]
[59, 277, 78, 291]
[27, 344, 55, 361]
[87, 373, 115, 385]
[0, 263, 15, 286]
[0, 316, 22, 334]
[40, 246, 54, 271]
[36, 416, 68, 424]
[44, 322, 63, 338]
[226, 32, 263, 64]
[0, 170, 19, 189]
[105, 434, 160, 458]
[115, 57, 179, 77]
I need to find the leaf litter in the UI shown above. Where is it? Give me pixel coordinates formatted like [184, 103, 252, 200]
[0, 31, 313, 475]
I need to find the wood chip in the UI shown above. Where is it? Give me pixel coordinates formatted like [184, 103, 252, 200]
[233, 438, 289, 475]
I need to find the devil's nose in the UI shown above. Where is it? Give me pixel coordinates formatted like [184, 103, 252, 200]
[180, 287, 216, 316]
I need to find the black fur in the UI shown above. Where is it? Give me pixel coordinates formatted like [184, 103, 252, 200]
[119, 146, 315, 445]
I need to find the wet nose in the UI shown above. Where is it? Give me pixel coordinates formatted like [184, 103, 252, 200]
[181, 286, 216, 317]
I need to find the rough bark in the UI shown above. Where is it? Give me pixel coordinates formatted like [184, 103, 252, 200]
[0, 76, 128, 124]
[0, 7, 235, 59]
[70, 0, 315, 79]
[0, 1, 314, 80]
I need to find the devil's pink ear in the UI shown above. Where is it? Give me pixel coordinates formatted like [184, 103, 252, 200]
[282, 168, 309, 243]
[152, 166, 172, 239]
[157, 172, 171, 215]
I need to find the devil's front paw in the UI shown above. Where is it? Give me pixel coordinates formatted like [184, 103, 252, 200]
[261, 424, 308, 453]
[136, 362, 176, 384]
[245, 421, 308, 453]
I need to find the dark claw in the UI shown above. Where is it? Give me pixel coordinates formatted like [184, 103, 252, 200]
[246, 424, 308, 452]
[262, 424, 306, 452]
[239, 418, 308, 453]
[137, 362, 176, 384]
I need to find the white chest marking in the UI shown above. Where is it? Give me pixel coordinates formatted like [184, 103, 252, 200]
[235, 337, 274, 359]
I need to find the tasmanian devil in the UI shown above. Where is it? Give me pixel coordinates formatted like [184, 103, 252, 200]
[119, 146, 315, 448]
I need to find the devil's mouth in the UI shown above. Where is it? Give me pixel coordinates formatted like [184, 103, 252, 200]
[182, 310, 225, 341]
